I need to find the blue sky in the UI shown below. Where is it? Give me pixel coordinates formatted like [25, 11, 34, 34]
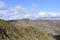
[0, 0, 60, 20]
[2, 0, 59, 12]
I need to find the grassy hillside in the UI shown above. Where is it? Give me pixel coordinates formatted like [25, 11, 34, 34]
[0, 19, 55, 40]
[18, 26, 55, 40]
[0, 19, 21, 40]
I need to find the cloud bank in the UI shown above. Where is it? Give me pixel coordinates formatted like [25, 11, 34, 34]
[0, 1, 60, 20]
[35, 12, 60, 20]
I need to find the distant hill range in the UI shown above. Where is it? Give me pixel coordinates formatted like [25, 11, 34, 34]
[8, 19, 60, 35]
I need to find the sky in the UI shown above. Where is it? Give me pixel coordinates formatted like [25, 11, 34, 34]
[0, 0, 60, 20]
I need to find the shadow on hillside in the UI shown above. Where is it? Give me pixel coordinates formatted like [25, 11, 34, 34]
[0, 28, 10, 40]
[54, 35, 60, 40]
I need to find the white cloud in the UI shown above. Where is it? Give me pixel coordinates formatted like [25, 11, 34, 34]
[35, 12, 60, 20]
[23, 14, 32, 18]
[0, 9, 60, 20]
[0, 1, 7, 10]
[32, 4, 39, 8]
[0, 5, 30, 20]
[0, 1, 60, 20]
[37, 12, 60, 17]
[6, 5, 29, 16]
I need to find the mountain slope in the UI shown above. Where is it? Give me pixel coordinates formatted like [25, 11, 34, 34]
[0, 19, 55, 40]
[9, 19, 60, 35]
[0, 19, 21, 40]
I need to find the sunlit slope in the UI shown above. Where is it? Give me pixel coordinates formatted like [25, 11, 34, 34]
[0, 19, 55, 40]
[18, 26, 55, 40]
